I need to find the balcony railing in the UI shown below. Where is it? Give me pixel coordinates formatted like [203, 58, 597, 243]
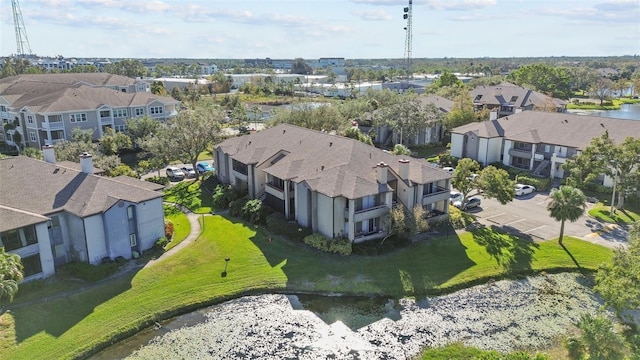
[349, 204, 388, 223]
[42, 121, 64, 130]
[423, 186, 448, 197]
[508, 148, 532, 159]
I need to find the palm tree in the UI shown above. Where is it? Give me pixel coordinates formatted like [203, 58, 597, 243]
[0, 247, 24, 306]
[547, 186, 587, 245]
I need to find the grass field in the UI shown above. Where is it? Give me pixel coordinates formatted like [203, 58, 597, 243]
[162, 180, 213, 214]
[163, 205, 191, 251]
[588, 204, 640, 224]
[0, 214, 613, 360]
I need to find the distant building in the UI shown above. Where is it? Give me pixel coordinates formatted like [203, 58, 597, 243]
[470, 82, 567, 118]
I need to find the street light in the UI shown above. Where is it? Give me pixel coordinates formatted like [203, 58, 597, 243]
[221, 257, 230, 277]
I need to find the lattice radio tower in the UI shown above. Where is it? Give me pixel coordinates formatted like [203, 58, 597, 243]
[403, 0, 413, 80]
[11, 0, 33, 56]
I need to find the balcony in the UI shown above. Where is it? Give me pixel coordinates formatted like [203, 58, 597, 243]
[100, 116, 113, 124]
[351, 204, 388, 223]
[265, 183, 285, 200]
[508, 148, 532, 159]
[353, 230, 386, 243]
[422, 186, 449, 202]
[42, 121, 64, 130]
[1, 111, 9, 119]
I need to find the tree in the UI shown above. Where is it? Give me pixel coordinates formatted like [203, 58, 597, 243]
[507, 64, 572, 99]
[171, 86, 182, 101]
[100, 127, 132, 155]
[451, 158, 481, 202]
[433, 71, 462, 88]
[158, 107, 223, 180]
[391, 144, 411, 155]
[475, 166, 515, 205]
[150, 81, 167, 96]
[546, 186, 586, 245]
[595, 222, 640, 321]
[22, 146, 43, 160]
[291, 58, 312, 75]
[0, 247, 24, 307]
[343, 127, 373, 146]
[125, 115, 160, 149]
[568, 313, 628, 360]
[444, 91, 478, 131]
[103, 60, 147, 78]
[54, 128, 122, 173]
[591, 78, 614, 106]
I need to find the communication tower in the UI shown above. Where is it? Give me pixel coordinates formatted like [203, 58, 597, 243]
[403, 0, 413, 80]
[11, 0, 33, 56]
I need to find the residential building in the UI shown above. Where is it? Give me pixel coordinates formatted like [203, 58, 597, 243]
[0, 147, 165, 281]
[450, 112, 640, 182]
[470, 82, 567, 118]
[215, 124, 452, 243]
[0, 73, 179, 147]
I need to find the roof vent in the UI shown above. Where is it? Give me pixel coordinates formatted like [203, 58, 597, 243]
[329, 142, 333, 147]
[600, 123, 604, 127]
[283, 129, 286, 134]
[321, 165, 325, 171]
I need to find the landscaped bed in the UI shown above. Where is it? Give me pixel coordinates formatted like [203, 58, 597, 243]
[0, 216, 613, 359]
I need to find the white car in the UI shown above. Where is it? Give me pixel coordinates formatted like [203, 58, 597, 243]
[442, 167, 455, 173]
[166, 166, 185, 181]
[449, 191, 463, 204]
[515, 183, 536, 196]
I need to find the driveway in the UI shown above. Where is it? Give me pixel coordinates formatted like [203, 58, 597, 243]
[467, 191, 629, 249]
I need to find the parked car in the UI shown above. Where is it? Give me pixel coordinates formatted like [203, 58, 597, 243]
[449, 191, 463, 204]
[515, 183, 536, 196]
[181, 165, 197, 178]
[468, 173, 479, 182]
[453, 197, 481, 211]
[166, 166, 185, 181]
[196, 161, 215, 174]
[442, 167, 455, 173]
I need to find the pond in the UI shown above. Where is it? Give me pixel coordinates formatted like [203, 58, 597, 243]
[91, 273, 609, 359]
[568, 103, 640, 120]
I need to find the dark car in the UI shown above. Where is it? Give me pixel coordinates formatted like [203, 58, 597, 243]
[196, 161, 215, 174]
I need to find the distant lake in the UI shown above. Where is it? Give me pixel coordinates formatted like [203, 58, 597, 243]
[568, 103, 640, 120]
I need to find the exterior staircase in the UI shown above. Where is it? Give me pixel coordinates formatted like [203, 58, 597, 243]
[533, 160, 550, 176]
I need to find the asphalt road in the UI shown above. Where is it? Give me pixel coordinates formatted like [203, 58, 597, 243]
[465, 190, 629, 249]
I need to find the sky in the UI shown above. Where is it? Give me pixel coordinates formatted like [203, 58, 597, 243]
[1, 0, 639, 59]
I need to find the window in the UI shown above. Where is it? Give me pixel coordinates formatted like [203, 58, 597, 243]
[544, 145, 551, 153]
[150, 106, 164, 115]
[29, 131, 36, 142]
[113, 109, 128, 118]
[474, 95, 482, 101]
[48, 215, 60, 229]
[69, 113, 87, 123]
[99, 110, 111, 118]
[510, 96, 518, 103]
[0, 105, 5, 111]
[129, 234, 137, 247]
[115, 124, 126, 133]
[22, 254, 42, 277]
[134, 108, 144, 116]
[27, 114, 34, 124]
[127, 206, 134, 220]
[0, 226, 38, 251]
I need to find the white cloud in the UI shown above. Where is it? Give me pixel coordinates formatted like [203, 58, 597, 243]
[353, 9, 393, 21]
[423, 0, 496, 11]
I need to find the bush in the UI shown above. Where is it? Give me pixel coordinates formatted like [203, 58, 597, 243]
[165, 221, 174, 239]
[228, 197, 246, 217]
[146, 176, 170, 185]
[200, 171, 219, 192]
[212, 184, 244, 209]
[448, 205, 474, 230]
[303, 233, 352, 255]
[265, 213, 312, 242]
[58, 261, 119, 282]
[439, 153, 459, 167]
[155, 236, 170, 249]
[241, 199, 268, 224]
[515, 175, 552, 192]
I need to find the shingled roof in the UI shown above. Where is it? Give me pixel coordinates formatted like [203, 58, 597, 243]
[0, 73, 137, 94]
[469, 82, 567, 109]
[0, 156, 163, 220]
[451, 112, 640, 149]
[217, 124, 451, 199]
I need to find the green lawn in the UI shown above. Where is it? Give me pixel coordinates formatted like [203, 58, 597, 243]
[588, 204, 640, 224]
[162, 180, 213, 214]
[163, 205, 191, 251]
[0, 217, 613, 359]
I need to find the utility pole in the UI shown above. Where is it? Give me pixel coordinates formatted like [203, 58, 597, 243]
[403, 0, 413, 81]
[11, 0, 33, 56]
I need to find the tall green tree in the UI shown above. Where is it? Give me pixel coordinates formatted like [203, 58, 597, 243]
[451, 158, 481, 202]
[103, 60, 147, 78]
[595, 222, 640, 321]
[546, 186, 586, 245]
[572, 314, 628, 360]
[125, 115, 160, 148]
[507, 64, 572, 99]
[476, 166, 515, 205]
[0, 247, 24, 306]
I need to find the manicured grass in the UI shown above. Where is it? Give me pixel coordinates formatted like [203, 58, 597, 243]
[409, 144, 447, 159]
[197, 150, 213, 161]
[162, 180, 213, 214]
[588, 204, 640, 224]
[0, 217, 613, 359]
[163, 205, 191, 251]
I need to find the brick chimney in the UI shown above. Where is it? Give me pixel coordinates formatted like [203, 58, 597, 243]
[79, 152, 94, 174]
[376, 162, 388, 184]
[42, 144, 56, 164]
[399, 159, 410, 180]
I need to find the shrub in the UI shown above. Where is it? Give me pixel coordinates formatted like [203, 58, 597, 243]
[165, 221, 174, 239]
[58, 261, 119, 282]
[228, 197, 246, 217]
[240, 199, 268, 224]
[439, 153, 459, 167]
[448, 205, 473, 230]
[265, 213, 312, 242]
[303, 233, 352, 255]
[515, 175, 552, 192]
[200, 171, 219, 192]
[212, 184, 243, 209]
[155, 236, 170, 249]
[146, 176, 170, 185]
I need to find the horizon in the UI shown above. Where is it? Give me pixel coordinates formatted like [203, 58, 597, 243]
[1, 0, 638, 59]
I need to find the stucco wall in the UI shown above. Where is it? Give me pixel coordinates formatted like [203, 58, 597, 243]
[334, 197, 347, 238]
[66, 214, 88, 262]
[316, 193, 333, 239]
[136, 197, 164, 252]
[450, 133, 464, 158]
[485, 138, 503, 165]
[294, 183, 310, 227]
[84, 214, 107, 264]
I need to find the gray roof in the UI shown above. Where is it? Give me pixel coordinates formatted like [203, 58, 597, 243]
[0, 156, 163, 223]
[217, 124, 451, 199]
[0, 73, 137, 94]
[451, 112, 640, 150]
[57, 160, 104, 175]
[9, 84, 178, 114]
[419, 95, 454, 113]
[469, 82, 567, 108]
[0, 205, 49, 233]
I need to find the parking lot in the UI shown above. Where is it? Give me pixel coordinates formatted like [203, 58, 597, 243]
[465, 191, 629, 248]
